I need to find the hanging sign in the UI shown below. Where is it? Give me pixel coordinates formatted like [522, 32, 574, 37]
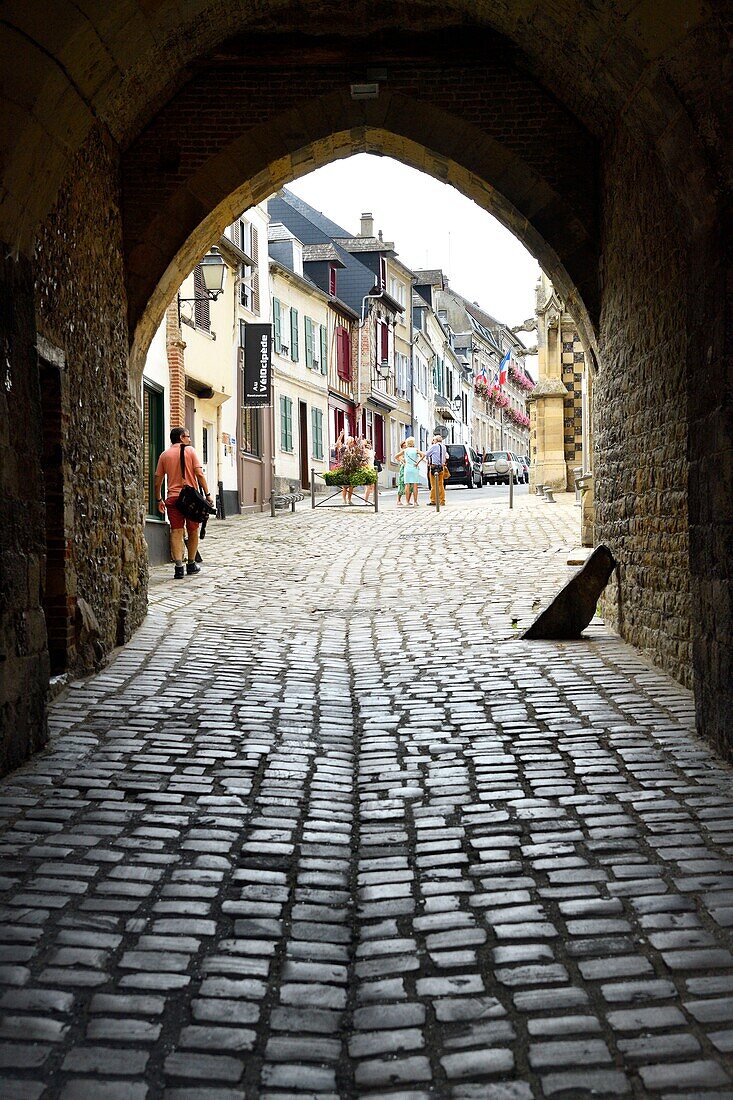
[243, 324, 272, 406]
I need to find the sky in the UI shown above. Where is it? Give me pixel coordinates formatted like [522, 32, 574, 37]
[288, 153, 541, 332]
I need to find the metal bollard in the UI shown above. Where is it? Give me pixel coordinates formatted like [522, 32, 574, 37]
[509, 468, 514, 510]
[374, 475, 379, 513]
[430, 467, 440, 514]
[270, 493, 276, 518]
[311, 468, 316, 509]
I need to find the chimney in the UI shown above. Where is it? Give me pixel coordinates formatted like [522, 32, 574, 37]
[360, 212, 374, 237]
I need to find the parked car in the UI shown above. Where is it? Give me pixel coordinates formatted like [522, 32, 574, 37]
[446, 444, 483, 488]
[482, 450, 523, 485]
[519, 454, 530, 483]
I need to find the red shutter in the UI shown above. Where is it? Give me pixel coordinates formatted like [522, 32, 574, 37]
[374, 415, 385, 463]
[329, 266, 337, 296]
[379, 320, 389, 363]
[336, 326, 351, 380]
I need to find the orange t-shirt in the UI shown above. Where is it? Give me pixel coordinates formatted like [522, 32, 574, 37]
[155, 445, 203, 497]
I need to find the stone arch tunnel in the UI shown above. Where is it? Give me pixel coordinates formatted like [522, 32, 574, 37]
[0, 2, 730, 772]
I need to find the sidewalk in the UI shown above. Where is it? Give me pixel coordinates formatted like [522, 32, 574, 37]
[2, 493, 732, 1098]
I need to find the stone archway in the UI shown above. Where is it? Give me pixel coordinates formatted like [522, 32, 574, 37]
[0, 3, 730, 772]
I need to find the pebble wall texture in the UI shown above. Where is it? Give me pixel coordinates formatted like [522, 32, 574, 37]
[595, 130, 691, 690]
[1, 495, 733, 1098]
[34, 127, 149, 679]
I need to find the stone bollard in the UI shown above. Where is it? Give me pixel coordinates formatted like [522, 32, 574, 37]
[543, 488, 555, 503]
[535, 484, 545, 497]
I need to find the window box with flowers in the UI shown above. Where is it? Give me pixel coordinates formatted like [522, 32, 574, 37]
[508, 363, 536, 392]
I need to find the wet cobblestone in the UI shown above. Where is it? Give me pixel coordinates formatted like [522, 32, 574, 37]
[1, 493, 732, 1096]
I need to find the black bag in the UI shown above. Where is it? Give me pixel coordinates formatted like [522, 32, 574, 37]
[176, 445, 216, 525]
[375, 461, 383, 473]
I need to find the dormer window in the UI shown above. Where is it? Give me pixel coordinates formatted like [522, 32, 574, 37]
[329, 265, 337, 296]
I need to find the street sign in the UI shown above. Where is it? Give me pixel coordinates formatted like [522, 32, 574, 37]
[243, 323, 272, 406]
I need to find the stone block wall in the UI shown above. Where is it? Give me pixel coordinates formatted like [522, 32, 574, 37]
[34, 127, 148, 680]
[0, 252, 49, 773]
[595, 129, 691, 688]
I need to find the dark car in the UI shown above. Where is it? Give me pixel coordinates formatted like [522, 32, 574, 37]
[446, 444, 483, 488]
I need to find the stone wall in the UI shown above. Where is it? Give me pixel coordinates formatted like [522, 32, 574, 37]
[34, 127, 148, 679]
[0, 252, 49, 773]
[595, 129, 691, 688]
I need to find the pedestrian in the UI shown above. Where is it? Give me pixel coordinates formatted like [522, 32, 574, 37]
[393, 439, 407, 506]
[362, 437, 376, 505]
[337, 431, 356, 505]
[402, 436, 426, 506]
[154, 426, 214, 578]
[425, 433, 449, 507]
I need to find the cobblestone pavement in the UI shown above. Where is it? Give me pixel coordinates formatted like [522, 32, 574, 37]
[2, 492, 733, 1099]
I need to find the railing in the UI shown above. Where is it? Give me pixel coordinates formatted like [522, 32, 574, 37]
[310, 468, 379, 512]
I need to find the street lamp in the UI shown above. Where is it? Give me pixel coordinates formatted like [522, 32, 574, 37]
[179, 246, 226, 303]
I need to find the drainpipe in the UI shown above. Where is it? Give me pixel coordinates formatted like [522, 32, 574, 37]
[357, 292, 385, 424]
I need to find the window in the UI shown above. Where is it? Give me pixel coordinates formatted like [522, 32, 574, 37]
[311, 407, 324, 459]
[273, 298, 282, 353]
[289, 307, 299, 361]
[142, 382, 164, 517]
[336, 326, 351, 381]
[193, 265, 211, 332]
[379, 256, 387, 289]
[239, 263, 253, 310]
[378, 319, 389, 364]
[389, 277, 405, 307]
[320, 324, 328, 374]
[329, 266, 337, 296]
[240, 407, 261, 457]
[237, 218, 252, 254]
[304, 316, 314, 368]
[280, 395, 293, 451]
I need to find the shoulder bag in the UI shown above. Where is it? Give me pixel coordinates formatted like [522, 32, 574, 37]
[176, 445, 216, 528]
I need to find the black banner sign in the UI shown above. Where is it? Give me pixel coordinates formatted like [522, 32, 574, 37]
[243, 323, 272, 405]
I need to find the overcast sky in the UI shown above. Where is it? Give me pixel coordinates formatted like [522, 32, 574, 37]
[288, 153, 541, 332]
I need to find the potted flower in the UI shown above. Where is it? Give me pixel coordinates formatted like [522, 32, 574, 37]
[322, 437, 378, 487]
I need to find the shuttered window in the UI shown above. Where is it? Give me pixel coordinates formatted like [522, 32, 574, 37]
[378, 319, 389, 364]
[250, 226, 259, 315]
[194, 266, 210, 332]
[290, 308, 299, 361]
[336, 326, 351, 381]
[273, 298, 282, 353]
[320, 324, 328, 374]
[311, 407, 323, 459]
[280, 395, 293, 451]
[305, 316, 314, 368]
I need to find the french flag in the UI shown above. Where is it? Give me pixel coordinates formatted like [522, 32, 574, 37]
[476, 364, 488, 384]
[498, 350, 510, 386]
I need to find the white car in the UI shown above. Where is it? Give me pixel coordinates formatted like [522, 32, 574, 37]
[482, 450, 523, 485]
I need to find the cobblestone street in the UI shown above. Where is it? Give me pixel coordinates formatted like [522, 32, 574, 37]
[2, 492, 733, 1098]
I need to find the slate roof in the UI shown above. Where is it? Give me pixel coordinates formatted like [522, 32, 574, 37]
[333, 236, 395, 253]
[268, 189, 389, 316]
[302, 243, 344, 265]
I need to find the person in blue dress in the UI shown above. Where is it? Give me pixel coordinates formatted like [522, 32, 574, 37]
[402, 437, 426, 506]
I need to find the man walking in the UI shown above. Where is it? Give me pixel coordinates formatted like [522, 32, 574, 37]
[425, 433, 449, 507]
[154, 427, 214, 578]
